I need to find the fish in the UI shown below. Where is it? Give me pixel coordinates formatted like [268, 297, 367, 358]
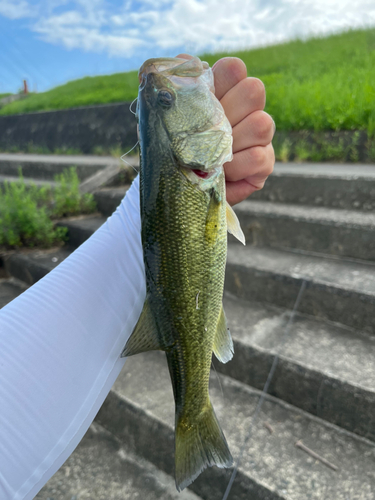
[121, 56, 245, 491]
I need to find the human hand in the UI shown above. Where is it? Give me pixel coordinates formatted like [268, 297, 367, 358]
[177, 54, 275, 206]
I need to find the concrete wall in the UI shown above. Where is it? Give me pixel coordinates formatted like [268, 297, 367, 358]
[0, 102, 137, 154]
[0, 102, 371, 161]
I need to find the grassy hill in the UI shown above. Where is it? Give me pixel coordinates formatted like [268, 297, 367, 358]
[1, 28, 374, 134]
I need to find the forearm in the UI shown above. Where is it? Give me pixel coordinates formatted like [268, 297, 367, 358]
[0, 176, 145, 500]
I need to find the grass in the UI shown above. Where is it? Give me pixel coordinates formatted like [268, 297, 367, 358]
[1, 28, 374, 134]
[202, 28, 375, 134]
[272, 129, 369, 162]
[0, 93, 12, 100]
[0, 168, 96, 249]
[0, 71, 138, 117]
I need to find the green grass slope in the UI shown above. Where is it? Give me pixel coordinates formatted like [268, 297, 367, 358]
[203, 28, 375, 133]
[0, 71, 138, 117]
[1, 28, 374, 133]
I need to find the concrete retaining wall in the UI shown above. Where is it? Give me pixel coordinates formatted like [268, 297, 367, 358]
[0, 102, 137, 154]
[0, 102, 373, 162]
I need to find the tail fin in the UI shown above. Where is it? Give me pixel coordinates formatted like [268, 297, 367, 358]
[175, 400, 233, 491]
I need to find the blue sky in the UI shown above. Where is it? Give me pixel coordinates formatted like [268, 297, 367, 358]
[1, 0, 375, 94]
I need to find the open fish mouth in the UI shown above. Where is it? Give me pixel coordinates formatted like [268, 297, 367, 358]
[191, 169, 210, 179]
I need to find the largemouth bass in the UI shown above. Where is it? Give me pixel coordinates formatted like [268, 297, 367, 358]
[121, 56, 245, 491]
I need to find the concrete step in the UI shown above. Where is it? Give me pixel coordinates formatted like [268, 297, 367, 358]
[235, 200, 375, 261]
[55, 215, 106, 248]
[6, 220, 374, 333]
[36, 422, 201, 500]
[0, 153, 109, 180]
[3, 248, 71, 285]
[0, 153, 137, 194]
[222, 292, 375, 441]
[88, 186, 375, 262]
[3, 272, 373, 499]
[0, 277, 28, 308]
[96, 351, 375, 500]
[252, 162, 375, 211]
[0, 174, 58, 190]
[4, 246, 375, 441]
[226, 245, 375, 335]
[93, 186, 128, 216]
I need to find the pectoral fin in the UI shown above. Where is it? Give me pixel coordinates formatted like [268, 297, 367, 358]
[121, 298, 161, 357]
[213, 307, 234, 364]
[226, 201, 245, 245]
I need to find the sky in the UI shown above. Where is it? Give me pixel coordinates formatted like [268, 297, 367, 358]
[1, 0, 375, 94]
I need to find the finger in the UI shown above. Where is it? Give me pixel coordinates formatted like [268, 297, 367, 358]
[232, 110, 275, 153]
[225, 143, 275, 184]
[226, 178, 264, 206]
[226, 145, 274, 205]
[221, 77, 266, 127]
[212, 57, 247, 101]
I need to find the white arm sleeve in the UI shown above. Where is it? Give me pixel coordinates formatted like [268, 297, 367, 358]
[0, 175, 145, 500]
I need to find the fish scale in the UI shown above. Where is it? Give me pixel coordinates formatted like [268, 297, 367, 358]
[122, 56, 245, 491]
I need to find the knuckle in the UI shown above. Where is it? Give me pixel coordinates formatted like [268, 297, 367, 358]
[249, 144, 275, 180]
[253, 111, 274, 142]
[264, 146, 275, 177]
[246, 77, 265, 100]
[250, 146, 266, 165]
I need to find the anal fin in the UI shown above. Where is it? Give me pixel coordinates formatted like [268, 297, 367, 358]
[213, 306, 234, 364]
[121, 298, 161, 357]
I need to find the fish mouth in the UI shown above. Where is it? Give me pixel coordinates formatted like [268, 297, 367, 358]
[139, 57, 208, 80]
[179, 162, 220, 187]
[138, 57, 212, 91]
[191, 169, 210, 179]
[176, 155, 218, 180]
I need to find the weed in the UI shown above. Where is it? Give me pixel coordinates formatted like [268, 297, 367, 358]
[294, 141, 311, 161]
[278, 139, 292, 162]
[53, 147, 82, 155]
[52, 167, 96, 217]
[0, 175, 67, 248]
[0, 168, 96, 249]
[367, 138, 375, 162]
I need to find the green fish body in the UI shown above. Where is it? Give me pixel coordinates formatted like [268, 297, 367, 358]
[122, 56, 245, 491]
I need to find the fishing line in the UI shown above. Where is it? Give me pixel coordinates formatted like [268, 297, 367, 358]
[211, 359, 225, 401]
[129, 97, 138, 116]
[221, 279, 307, 500]
[120, 141, 139, 172]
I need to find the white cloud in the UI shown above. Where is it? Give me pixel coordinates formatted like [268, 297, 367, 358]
[2, 0, 375, 58]
[0, 0, 32, 19]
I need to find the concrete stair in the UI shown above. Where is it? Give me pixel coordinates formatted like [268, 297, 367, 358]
[251, 162, 375, 211]
[96, 351, 375, 500]
[234, 200, 375, 261]
[35, 422, 201, 500]
[1, 156, 375, 499]
[0, 153, 137, 193]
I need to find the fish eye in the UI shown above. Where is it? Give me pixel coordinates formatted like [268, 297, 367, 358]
[157, 90, 173, 107]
